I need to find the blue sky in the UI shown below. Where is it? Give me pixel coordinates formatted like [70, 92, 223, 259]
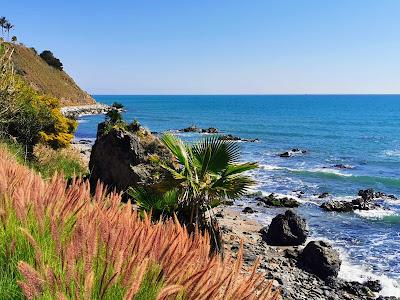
[3, 0, 400, 94]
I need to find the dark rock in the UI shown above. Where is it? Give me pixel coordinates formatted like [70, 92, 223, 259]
[340, 281, 374, 297]
[318, 192, 330, 199]
[279, 151, 291, 158]
[332, 164, 353, 169]
[256, 193, 300, 208]
[299, 240, 341, 280]
[201, 127, 219, 133]
[320, 201, 354, 212]
[242, 207, 255, 213]
[221, 200, 234, 206]
[215, 211, 224, 218]
[217, 134, 258, 142]
[377, 297, 400, 300]
[89, 125, 172, 194]
[279, 149, 306, 157]
[358, 188, 375, 201]
[261, 210, 308, 246]
[284, 248, 300, 260]
[364, 280, 382, 292]
[181, 125, 201, 133]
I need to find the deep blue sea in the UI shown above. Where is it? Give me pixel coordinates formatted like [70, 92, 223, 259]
[76, 95, 400, 296]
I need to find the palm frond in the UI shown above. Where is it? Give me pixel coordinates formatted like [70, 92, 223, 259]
[192, 137, 241, 174]
[223, 162, 258, 176]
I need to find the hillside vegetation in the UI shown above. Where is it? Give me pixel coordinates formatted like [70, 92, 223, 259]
[11, 43, 95, 106]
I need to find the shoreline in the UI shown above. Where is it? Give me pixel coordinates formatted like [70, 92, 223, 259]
[70, 116, 400, 298]
[61, 103, 110, 118]
[216, 206, 398, 299]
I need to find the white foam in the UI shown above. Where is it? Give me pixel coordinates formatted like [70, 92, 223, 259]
[384, 150, 400, 157]
[259, 164, 284, 171]
[354, 208, 396, 219]
[339, 252, 400, 297]
[307, 167, 353, 177]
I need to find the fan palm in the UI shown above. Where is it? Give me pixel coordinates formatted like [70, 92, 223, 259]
[0, 17, 6, 37]
[160, 133, 257, 225]
[127, 187, 179, 220]
[4, 22, 14, 41]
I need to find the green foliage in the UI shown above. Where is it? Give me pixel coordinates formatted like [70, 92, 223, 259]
[0, 40, 77, 156]
[112, 102, 124, 110]
[160, 133, 257, 224]
[134, 264, 165, 300]
[39, 50, 63, 70]
[32, 144, 87, 180]
[127, 188, 179, 220]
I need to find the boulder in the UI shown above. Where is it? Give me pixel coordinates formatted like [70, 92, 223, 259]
[318, 192, 330, 199]
[89, 125, 172, 194]
[242, 207, 255, 213]
[279, 149, 306, 158]
[299, 240, 341, 279]
[217, 134, 258, 142]
[201, 127, 219, 133]
[256, 193, 300, 208]
[320, 198, 381, 212]
[181, 125, 201, 133]
[358, 188, 375, 201]
[261, 210, 308, 246]
[320, 201, 354, 212]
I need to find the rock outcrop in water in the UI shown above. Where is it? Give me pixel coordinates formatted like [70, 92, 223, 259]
[89, 123, 173, 193]
[320, 188, 394, 213]
[261, 210, 308, 246]
[298, 240, 341, 280]
[256, 193, 300, 208]
[279, 148, 307, 157]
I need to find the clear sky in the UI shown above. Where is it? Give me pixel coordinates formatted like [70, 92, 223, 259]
[3, 0, 400, 94]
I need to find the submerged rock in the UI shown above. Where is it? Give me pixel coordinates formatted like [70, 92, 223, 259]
[299, 240, 341, 280]
[279, 149, 307, 158]
[218, 134, 259, 142]
[256, 193, 300, 208]
[261, 210, 308, 246]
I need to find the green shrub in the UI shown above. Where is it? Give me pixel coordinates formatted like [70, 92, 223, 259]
[39, 50, 63, 70]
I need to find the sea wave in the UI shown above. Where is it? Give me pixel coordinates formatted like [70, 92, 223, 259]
[354, 208, 397, 219]
[338, 252, 400, 297]
[384, 150, 400, 157]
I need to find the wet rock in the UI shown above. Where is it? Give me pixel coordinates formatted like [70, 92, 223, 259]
[299, 240, 341, 280]
[217, 134, 259, 142]
[318, 192, 330, 199]
[332, 164, 353, 169]
[358, 188, 375, 201]
[256, 193, 300, 208]
[320, 201, 354, 212]
[201, 127, 219, 133]
[340, 281, 375, 298]
[279, 149, 307, 158]
[261, 210, 308, 246]
[377, 296, 400, 300]
[363, 279, 382, 292]
[242, 207, 255, 213]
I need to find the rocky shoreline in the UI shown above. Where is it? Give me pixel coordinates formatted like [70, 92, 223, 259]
[216, 207, 397, 300]
[61, 103, 111, 118]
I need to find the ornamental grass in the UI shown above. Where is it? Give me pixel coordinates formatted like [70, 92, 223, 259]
[0, 147, 280, 300]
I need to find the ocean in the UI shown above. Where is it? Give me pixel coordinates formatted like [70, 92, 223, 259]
[75, 95, 400, 296]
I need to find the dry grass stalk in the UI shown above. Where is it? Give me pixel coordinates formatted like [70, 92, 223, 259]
[0, 147, 281, 299]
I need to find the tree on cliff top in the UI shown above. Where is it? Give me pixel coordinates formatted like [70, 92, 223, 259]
[39, 50, 63, 70]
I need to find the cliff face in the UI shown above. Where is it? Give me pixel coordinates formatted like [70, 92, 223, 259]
[11, 44, 95, 106]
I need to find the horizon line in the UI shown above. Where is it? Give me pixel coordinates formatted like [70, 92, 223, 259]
[91, 93, 400, 96]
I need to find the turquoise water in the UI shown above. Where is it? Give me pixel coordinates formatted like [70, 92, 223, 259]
[76, 95, 400, 295]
